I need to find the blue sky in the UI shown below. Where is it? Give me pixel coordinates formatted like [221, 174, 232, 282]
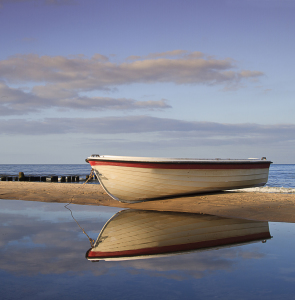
[0, 0, 294, 163]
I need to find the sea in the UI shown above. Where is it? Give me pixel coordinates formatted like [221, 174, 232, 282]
[0, 164, 295, 299]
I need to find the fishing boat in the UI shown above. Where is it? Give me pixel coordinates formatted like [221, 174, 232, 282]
[86, 210, 271, 261]
[86, 155, 272, 203]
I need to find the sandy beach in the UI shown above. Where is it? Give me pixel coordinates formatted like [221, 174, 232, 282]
[1, 181, 295, 223]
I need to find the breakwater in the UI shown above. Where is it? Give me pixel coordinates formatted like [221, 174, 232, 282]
[0, 172, 96, 183]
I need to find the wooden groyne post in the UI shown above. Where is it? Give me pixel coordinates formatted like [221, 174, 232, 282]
[1, 172, 95, 183]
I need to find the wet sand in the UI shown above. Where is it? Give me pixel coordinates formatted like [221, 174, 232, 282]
[1, 181, 295, 223]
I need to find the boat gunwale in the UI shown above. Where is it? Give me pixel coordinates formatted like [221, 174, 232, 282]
[86, 155, 272, 165]
[88, 160, 272, 170]
[87, 158, 272, 166]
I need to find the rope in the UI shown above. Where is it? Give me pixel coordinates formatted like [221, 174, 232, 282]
[64, 202, 95, 247]
[83, 169, 95, 185]
[64, 168, 96, 248]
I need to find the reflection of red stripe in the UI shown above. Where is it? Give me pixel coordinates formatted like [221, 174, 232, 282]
[87, 232, 271, 259]
[89, 160, 270, 170]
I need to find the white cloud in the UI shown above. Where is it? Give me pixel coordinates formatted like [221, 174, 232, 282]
[0, 51, 263, 116]
[0, 81, 171, 115]
[145, 50, 189, 59]
[0, 51, 263, 90]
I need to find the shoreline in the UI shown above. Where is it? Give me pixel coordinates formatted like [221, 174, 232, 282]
[1, 181, 295, 223]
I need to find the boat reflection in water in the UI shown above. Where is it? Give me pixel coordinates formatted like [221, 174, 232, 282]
[86, 210, 271, 262]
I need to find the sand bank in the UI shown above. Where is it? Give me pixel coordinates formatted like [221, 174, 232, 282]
[1, 181, 295, 223]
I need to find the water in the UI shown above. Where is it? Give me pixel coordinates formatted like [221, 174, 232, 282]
[267, 164, 295, 188]
[1, 200, 295, 300]
[1, 163, 294, 188]
[0, 164, 92, 177]
[234, 164, 295, 193]
[0, 164, 294, 298]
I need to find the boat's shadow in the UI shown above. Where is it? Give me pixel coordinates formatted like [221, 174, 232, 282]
[120, 190, 234, 204]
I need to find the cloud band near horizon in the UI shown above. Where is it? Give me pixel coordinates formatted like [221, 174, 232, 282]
[0, 116, 294, 147]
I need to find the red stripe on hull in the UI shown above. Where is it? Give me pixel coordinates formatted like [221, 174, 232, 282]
[87, 232, 271, 259]
[89, 160, 271, 170]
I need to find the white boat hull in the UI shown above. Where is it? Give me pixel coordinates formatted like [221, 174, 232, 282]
[86, 155, 272, 203]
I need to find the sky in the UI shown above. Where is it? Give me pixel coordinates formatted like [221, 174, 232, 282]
[0, 0, 294, 164]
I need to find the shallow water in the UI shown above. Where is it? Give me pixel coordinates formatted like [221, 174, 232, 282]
[1, 200, 295, 300]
